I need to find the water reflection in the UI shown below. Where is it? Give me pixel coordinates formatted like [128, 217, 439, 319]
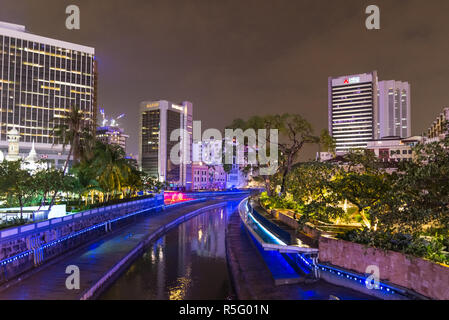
[100, 201, 239, 300]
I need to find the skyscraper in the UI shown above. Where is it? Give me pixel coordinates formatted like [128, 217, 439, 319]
[377, 80, 411, 139]
[0, 21, 96, 168]
[328, 71, 379, 153]
[96, 126, 129, 151]
[329, 72, 412, 154]
[97, 109, 128, 151]
[139, 100, 193, 190]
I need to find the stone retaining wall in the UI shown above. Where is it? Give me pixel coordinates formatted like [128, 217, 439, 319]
[319, 236, 449, 300]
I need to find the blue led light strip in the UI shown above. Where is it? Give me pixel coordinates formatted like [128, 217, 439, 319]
[245, 200, 400, 296]
[246, 210, 287, 246]
[0, 202, 164, 267]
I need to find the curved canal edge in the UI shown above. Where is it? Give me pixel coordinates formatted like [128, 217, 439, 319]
[80, 201, 230, 300]
[225, 198, 378, 300]
[225, 199, 253, 299]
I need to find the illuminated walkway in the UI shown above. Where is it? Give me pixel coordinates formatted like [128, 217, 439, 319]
[226, 202, 376, 300]
[0, 197, 242, 300]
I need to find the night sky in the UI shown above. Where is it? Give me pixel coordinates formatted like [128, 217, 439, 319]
[1, 0, 449, 160]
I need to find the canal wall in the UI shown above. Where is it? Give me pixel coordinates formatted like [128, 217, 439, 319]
[319, 236, 449, 300]
[0, 195, 165, 285]
[246, 198, 433, 300]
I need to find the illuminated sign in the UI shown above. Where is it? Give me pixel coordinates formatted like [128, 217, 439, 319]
[171, 104, 184, 112]
[146, 102, 159, 108]
[344, 77, 361, 85]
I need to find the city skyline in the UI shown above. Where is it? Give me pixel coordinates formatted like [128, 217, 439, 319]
[0, 1, 448, 307]
[1, 0, 449, 160]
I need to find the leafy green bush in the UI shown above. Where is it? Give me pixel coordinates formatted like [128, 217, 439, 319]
[339, 229, 448, 265]
[259, 192, 299, 210]
[0, 218, 28, 230]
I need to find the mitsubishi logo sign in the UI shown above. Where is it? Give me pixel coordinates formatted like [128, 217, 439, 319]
[344, 77, 361, 84]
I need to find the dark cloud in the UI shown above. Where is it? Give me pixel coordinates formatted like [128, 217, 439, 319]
[1, 0, 449, 160]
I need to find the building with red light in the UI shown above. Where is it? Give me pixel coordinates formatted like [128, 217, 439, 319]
[329, 71, 411, 154]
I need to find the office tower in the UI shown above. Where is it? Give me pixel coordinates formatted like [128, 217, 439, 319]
[96, 126, 129, 151]
[97, 109, 128, 151]
[139, 100, 193, 190]
[378, 80, 411, 138]
[0, 21, 96, 168]
[328, 71, 379, 153]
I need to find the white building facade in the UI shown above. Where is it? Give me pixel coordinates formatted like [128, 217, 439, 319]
[378, 80, 411, 139]
[329, 71, 412, 154]
[0, 21, 97, 168]
[328, 71, 379, 154]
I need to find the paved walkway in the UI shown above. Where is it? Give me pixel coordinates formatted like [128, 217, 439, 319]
[226, 202, 376, 300]
[0, 199, 230, 300]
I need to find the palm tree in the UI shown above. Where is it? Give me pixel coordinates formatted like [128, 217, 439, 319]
[53, 105, 94, 171]
[70, 161, 103, 205]
[49, 106, 94, 209]
[90, 141, 131, 201]
[123, 166, 143, 198]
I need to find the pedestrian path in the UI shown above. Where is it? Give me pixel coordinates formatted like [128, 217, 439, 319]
[0, 199, 228, 300]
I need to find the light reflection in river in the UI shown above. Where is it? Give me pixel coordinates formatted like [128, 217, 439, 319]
[100, 201, 239, 300]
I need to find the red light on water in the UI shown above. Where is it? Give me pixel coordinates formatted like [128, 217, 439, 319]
[164, 192, 192, 204]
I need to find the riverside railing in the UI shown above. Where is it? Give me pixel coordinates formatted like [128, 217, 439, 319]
[0, 194, 165, 285]
[0, 191, 250, 286]
[0, 194, 164, 241]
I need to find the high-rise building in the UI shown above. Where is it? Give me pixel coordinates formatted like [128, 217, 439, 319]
[328, 71, 379, 153]
[329, 72, 412, 154]
[0, 21, 96, 168]
[377, 80, 411, 138]
[96, 109, 128, 151]
[96, 126, 129, 151]
[139, 100, 193, 190]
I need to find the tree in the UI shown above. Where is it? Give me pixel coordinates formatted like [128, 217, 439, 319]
[330, 151, 392, 230]
[51, 105, 94, 209]
[226, 113, 319, 195]
[53, 105, 88, 170]
[89, 141, 131, 201]
[141, 172, 165, 194]
[123, 166, 144, 198]
[70, 161, 102, 205]
[381, 132, 449, 233]
[319, 129, 336, 156]
[32, 167, 70, 213]
[285, 162, 345, 224]
[0, 160, 35, 220]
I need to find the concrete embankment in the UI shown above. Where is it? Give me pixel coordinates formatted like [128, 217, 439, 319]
[0, 198, 237, 300]
[225, 200, 374, 300]
[319, 236, 447, 300]
[0, 196, 165, 285]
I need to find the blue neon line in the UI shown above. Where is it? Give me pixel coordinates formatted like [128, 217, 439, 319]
[244, 200, 400, 296]
[0, 201, 164, 266]
[245, 205, 286, 246]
